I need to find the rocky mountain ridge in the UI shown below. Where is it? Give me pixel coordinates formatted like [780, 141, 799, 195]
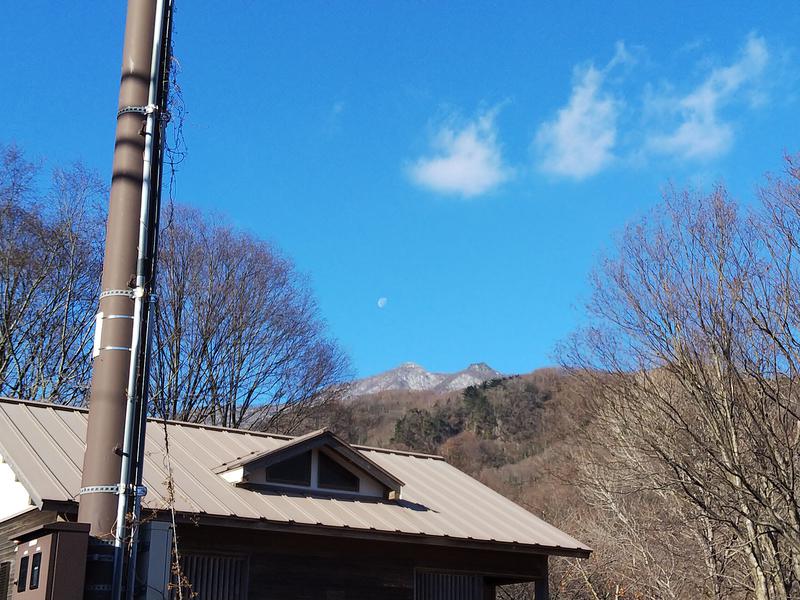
[349, 361, 504, 396]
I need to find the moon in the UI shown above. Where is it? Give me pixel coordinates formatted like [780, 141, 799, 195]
[377, 297, 388, 309]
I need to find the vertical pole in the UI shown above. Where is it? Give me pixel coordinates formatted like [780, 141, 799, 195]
[78, 1, 158, 597]
[533, 557, 549, 600]
[124, 8, 175, 596]
[110, 0, 168, 593]
[79, 0, 158, 539]
[534, 577, 549, 600]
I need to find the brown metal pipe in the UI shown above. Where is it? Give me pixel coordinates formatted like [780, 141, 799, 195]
[78, 0, 158, 540]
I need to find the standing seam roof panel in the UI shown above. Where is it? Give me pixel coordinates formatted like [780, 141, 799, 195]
[0, 405, 66, 505]
[428, 458, 586, 549]
[155, 425, 262, 519]
[0, 399, 591, 555]
[370, 454, 513, 541]
[392, 455, 537, 542]
[15, 405, 84, 488]
[142, 424, 229, 514]
[416, 455, 586, 549]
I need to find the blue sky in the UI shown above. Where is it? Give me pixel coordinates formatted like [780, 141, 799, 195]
[3, 2, 799, 377]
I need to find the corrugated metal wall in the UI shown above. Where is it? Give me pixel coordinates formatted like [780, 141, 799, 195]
[174, 553, 248, 600]
[415, 572, 484, 600]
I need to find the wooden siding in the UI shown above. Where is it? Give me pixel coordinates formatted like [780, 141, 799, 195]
[250, 553, 412, 600]
[1, 510, 547, 600]
[0, 510, 58, 600]
[177, 524, 547, 600]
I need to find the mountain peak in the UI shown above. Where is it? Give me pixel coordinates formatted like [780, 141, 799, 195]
[398, 361, 424, 369]
[349, 362, 504, 397]
[467, 362, 491, 371]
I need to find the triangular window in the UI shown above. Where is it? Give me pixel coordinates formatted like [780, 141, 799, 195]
[318, 451, 359, 492]
[265, 451, 311, 487]
[215, 429, 404, 500]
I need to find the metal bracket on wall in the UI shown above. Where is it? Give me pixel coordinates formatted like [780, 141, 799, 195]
[92, 310, 137, 358]
[117, 104, 158, 118]
[80, 484, 121, 495]
[99, 289, 136, 300]
[79, 484, 147, 497]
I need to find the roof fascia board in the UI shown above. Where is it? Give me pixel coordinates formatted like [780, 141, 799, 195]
[212, 428, 326, 473]
[37, 500, 592, 558]
[182, 512, 593, 559]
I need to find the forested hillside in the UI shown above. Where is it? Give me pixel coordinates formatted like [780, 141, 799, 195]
[5, 139, 800, 599]
[330, 364, 758, 599]
[326, 157, 800, 599]
[329, 370, 603, 599]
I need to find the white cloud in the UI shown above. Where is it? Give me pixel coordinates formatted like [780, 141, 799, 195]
[647, 34, 768, 160]
[377, 297, 388, 309]
[409, 110, 511, 197]
[535, 43, 629, 180]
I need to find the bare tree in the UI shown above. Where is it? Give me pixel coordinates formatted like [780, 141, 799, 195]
[0, 144, 349, 433]
[0, 145, 105, 403]
[151, 205, 350, 432]
[563, 158, 800, 599]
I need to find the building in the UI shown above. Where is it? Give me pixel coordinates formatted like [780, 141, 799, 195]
[0, 398, 589, 599]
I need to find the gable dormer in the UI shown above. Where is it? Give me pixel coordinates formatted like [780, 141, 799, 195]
[214, 429, 404, 500]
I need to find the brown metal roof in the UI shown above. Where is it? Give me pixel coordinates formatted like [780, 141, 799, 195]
[0, 398, 590, 557]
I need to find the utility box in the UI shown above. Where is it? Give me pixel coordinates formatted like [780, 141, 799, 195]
[133, 521, 173, 600]
[11, 522, 89, 599]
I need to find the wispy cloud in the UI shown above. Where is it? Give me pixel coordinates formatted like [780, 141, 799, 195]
[409, 34, 777, 190]
[535, 43, 630, 180]
[647, 34, 769, 161]
[409, 109, 511, 197]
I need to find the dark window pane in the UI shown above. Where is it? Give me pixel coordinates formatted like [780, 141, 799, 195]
[265, 451, 311, 486]
[17, 556, 28, 593]
[29, 553, 41, 590]
[318, 452, 359, 492]
[1, 561, 11, 600]
[31, 552, 42, 590]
